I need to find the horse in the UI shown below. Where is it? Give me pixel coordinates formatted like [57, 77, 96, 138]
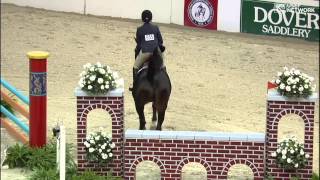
[131, 48, 171, 130]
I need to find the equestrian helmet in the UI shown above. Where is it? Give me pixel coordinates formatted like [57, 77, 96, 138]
[141, 10, 152, 23]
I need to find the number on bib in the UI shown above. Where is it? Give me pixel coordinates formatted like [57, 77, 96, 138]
[145, 34, 155, 41]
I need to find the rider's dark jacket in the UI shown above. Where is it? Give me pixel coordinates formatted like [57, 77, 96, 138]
[135, 22, 163, 53]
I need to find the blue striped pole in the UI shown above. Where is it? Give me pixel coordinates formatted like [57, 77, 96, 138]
[0, 78, 29, 105]
[0, 105, 29, 134]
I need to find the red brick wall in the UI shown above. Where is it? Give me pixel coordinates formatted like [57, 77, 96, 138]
[266, 100, 315, 180]
[124, 139, 265, 179]
[76, 96, 124, 177]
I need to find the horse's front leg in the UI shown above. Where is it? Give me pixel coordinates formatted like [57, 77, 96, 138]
[135, 103, 146, 130]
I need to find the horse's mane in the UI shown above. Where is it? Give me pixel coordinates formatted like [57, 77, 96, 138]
[147, 48, 163, 82]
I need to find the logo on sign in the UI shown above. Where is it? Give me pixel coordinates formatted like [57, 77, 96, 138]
[188, 0, 214, 26]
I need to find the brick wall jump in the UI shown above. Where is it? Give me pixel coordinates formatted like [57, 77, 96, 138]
[124, 130, 265, 180]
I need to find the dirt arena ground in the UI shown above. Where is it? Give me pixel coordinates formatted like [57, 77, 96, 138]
[1, 3, 319, 179]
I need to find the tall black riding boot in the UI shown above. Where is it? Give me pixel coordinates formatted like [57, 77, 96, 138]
[133, 68, 138, 82]
[129, 68, 138, 91]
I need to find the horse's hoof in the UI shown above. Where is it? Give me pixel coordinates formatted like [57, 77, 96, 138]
[139, 126, 146, 130]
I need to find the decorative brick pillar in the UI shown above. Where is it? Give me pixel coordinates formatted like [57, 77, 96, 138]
[265, 90, 318, 180]
[75, 87, 124, 177]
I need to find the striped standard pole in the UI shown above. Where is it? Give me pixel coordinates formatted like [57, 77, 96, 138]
[27, 51, 49, 148]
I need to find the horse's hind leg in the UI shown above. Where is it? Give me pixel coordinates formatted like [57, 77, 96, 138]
[156, 111, 166, 131]
[135, 104, 146, 130]
[152, 102, 157, 121]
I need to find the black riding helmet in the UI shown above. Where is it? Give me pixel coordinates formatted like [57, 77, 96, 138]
[141, 10, 152, 23]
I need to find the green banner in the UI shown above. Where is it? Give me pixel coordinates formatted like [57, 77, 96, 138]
[241, 0, 319, 41]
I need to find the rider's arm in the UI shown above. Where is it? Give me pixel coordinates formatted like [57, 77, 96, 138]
[135, 28, 141, 52]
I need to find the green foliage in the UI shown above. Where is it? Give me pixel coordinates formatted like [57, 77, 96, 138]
[3, 144, 31, 168]
[312, 172, 320, 180]
[3, 139, 76, 171]
[0, 99, 15, 117]
[25, 142, 57, 170]
[29, 168, 58, 180]
[71, 170, 122, 180]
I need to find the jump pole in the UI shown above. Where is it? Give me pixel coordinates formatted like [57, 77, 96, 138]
[27, 51, 49, 148]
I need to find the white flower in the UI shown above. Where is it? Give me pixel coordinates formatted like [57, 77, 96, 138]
[90, 139, 95, 144]
[283, 66, 288, 71]
[304, 84, 309, 89]
[271, 152, 277, 157]
[101, 145, 106, 150]
[282, 155, 286, 159]
[89, 75, 96, 81]
[109, 153, 113, 157]
[96, 62, 102, 67]
[290, 149, 294, 154]
[79, 81, 85, 88]
[98, 78, 104, 84]
[88, 85, 93, 90]
[284, 71, 290, 76]
[282, 149, 287, 155]
[298, 86, 304, 92]
[275, 79, 281, 84]
[285, 86, 291, 92]
[90, 67, 95, 72]
[99, 68, 106, 74]
[294, 163, 298, 168]
[84, 141, 90, 148]
[84, 63, 91, 69]
[287, 158, 292, 163]
[101, 85, 105, 90]
[105, 84, 109, 89]
[99, 149, 102, 153]
[276, 149, 281, 153]
[300, 150, 304, 155]
[280, 83, 285, 89]
[95, 136, 100, 141]
[112, 72, 119, 79]
[305, 154, 309, 158]
[102, 153, 108, 159]
[89, 148, 95, 153]
[110, 142, 115, 149]
[294, 70, 300, 75]
[107, 149, 111, 152]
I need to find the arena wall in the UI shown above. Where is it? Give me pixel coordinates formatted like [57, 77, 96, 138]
[2, 0, 318, 40]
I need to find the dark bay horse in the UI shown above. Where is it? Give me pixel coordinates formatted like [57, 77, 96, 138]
[131, 48, 171, 130]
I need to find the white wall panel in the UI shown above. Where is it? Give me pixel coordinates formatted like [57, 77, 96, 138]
[2, 0, 84, 14]
[217, 0, 241, 32]
[86, 0, 172, 24]
[170, 0, 184, 25]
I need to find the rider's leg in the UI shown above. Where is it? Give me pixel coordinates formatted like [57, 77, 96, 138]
[130, 51, 152, 90]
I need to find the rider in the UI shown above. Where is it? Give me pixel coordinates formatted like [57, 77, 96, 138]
[132, 9, 166, 86]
